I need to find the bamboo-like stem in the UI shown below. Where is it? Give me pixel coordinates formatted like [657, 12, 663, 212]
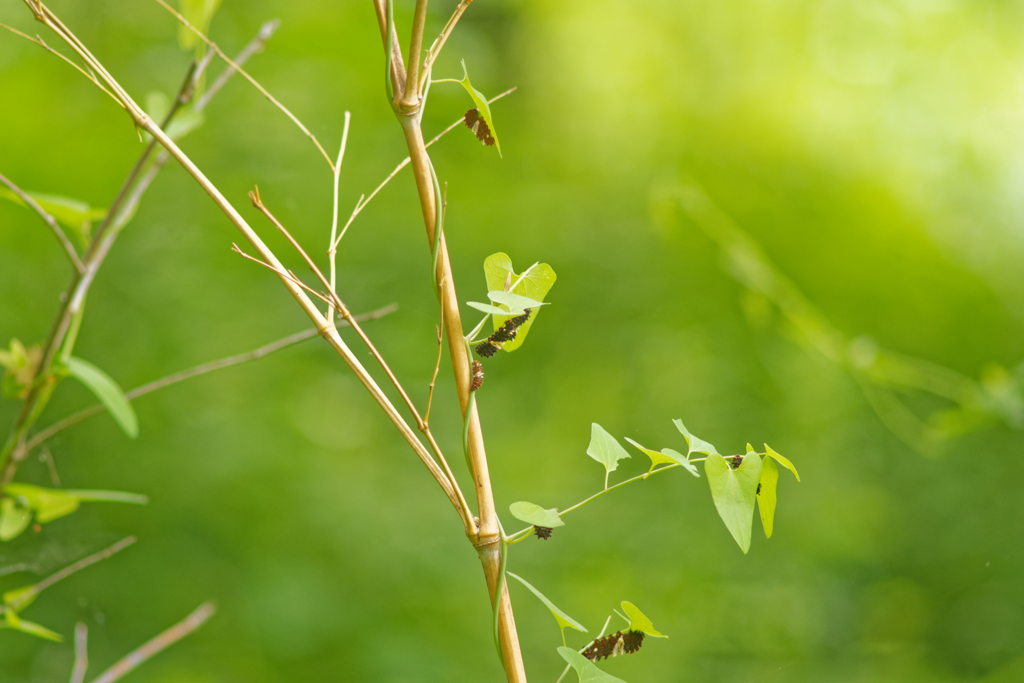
[373, 0, 408, 101]
[402, 0, 430, 108]
[25, 305, 397, 452]
[333, 86, 516, 249]
[0, 171, 85, 273]
[87, 602, 216, 683]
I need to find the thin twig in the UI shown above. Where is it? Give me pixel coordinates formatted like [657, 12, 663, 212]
[25, 305, 397, 452]
[194, 18, 281, 111]
[230, 244, 339, 309]
[70, 623, 88, 683]
[333, 86, 516, 249]
[328, 112, 352, 322]
[156, 0, 335, 172]
[0, 22, 121, 107]
[87, 602, 216, 683]
[420, 0, 473, 95]
[40, 446, 60, 486]
[0, 171, 85, 273]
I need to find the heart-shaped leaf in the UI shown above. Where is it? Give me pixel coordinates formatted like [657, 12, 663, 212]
[621, 601, 667, 637]
[483, 253, 556, 352]
[624, 438, 700, 478]
[587, 424, 631, 485]
[507, 572, 586, 642]
[705, 453, 763, 553]
[757, 455, 779, 539]
[65, 356, 138, 438]
[673, 419, 718, 456]
[509, 502, 565, 528]
[765, 444, 800, 481]
[557, 647, 627, 683]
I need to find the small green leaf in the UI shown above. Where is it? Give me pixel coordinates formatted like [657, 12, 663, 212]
[467, 301, 523, 316]
[64, 489, 149, 505]
[757, 456, 779, 539]
[621, 601, 667, 638]
[487, 290, 548, 311]
[5, 484, 81, 524]
[673, 419, 719, 456]
[0, 498, 31, 542]
[507, 572, 587, 639]
[0, 190, 104, 248]
[746, 443, 756, 453]
[764, 444, 800, 481]
[65, 356, 138, 438]
[3, 585, 38, 613]
[509, 502, 565, 528]
[483, 254, 557, 352]
[587, 424, 631, 480]
[557, 647, 627, 683]
[624, 438, 700, 478]
[447, 60, 502, 156]
[2, 611, 63, 642]
[705, 453, 763, 553]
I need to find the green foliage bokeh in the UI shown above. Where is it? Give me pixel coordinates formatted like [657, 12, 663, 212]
[2, 1, 1024, 681]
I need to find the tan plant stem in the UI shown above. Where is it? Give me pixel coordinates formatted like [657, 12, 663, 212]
[87, 602, 216, 683]
[0, 171, 85, 273]
[420, 0, 473, 95]
[25, 305, 396, 452]
[403, 0, 430, 108]
[373, 0, 408, 100]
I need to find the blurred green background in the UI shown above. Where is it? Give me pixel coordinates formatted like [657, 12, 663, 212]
[3, 0, 1024, 681]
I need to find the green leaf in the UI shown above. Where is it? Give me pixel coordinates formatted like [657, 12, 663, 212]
[5, 484, 82, 524]
[0, 497, 31, 542]
[64, 356, 138, 438]
[705, 453, 763, 553]
[64, 489, 149, 505]
[756, 456, 779, 539]
[487, 290, 548, 311]
[621, 601, 667, 638]
[447, 60, 502, 156]
[624, 438, 700, 478]
[764, 444, 800, 481]
[3, 585, 38, 613]
[557, 647, 627, 683]
[507, 572, 587, 638]
[2, 611, 63, 642]
[467, 301, 523, 316]
[178, 0, 222, 52]
[483, 253, 557, 352]
[587, 424, 631, 480]
[509, 502, 565, 528]
[673, 419, 719, 456]
[0, 189, 105, 248]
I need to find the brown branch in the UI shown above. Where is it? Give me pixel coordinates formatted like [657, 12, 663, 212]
[420, 0, 473, 95]
[403, 0, 430, 108]
[0, 171, 85, 273]
[88, 602, 216, 683]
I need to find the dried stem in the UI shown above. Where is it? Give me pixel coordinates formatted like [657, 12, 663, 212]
[87, 602, 216, 683]
[402, 0, 430, 108]
[0, 171, 85, 273]
[156, 0, 335, 172]
[25, 305, 396, 452]
[420, 0, 473, 95]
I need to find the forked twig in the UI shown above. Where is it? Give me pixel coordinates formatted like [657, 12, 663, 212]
[333, 87, 517, 249]
[156, 0, 335, 172]
[0, 170, 85, 273]
[25, 304, 397, 452]
[328, 112, 352, 322]
[420, 0, 473, 95]
[87, 602, 216, 683]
